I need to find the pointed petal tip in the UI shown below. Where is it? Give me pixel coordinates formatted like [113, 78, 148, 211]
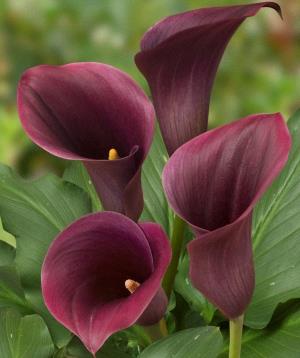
[264, 2, 282, 19]
[137, 2, 282, 53]
[187, 216, 255, 319]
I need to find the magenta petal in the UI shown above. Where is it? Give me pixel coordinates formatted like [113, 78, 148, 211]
[189, 216, 254, 319]
[163, 113, 291, 318]
[135, 2, 281, 154]
[17, 62, 155, 220]
[42, 212, 171, 354]
[84, 147, 143, 220]
[136, 287, 168, 326]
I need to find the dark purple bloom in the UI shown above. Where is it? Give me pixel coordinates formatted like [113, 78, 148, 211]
[17, 62, 155, 221]
[162, 113, 290, 318]
[135, 2, 281, 155]
[42, 211, 171, 354]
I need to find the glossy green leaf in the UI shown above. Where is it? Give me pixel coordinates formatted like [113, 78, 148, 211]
[220, 302, 300, 357]
[0, 217, 16, 248]
[140, 125, 172, 233]
[63, 161, 102, 211]
[140, 326, 223, 358]
[0, 241, 15, 266]
[65, 336, 131, 358]
[0, 266, 30, 314]
[242, 307, 300, 357]
[0, 164, 92, 346]
[175, 253, 215, 324]
[246, 110, 300, 328]
[0, 308, 54, 358]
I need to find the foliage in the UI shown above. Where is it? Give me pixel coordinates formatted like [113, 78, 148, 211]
[0, 0, 300, 356]
[0, 110, 300, 356]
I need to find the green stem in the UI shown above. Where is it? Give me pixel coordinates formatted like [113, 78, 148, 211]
[144, 319, 168, 342]
[229, 315, 244, 358]
[159, 318, 168, 337]
[163, 215, 186, 298]
[131, 325, 152, 347]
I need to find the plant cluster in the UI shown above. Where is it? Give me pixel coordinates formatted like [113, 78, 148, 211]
[0, 2, 299, 358]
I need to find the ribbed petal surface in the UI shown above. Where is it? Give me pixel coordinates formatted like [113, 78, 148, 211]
[42, 212, 171, 354]
[18, 62, 155, 220]
[135, 2, 281, 154]
[163, 113, 290, 318]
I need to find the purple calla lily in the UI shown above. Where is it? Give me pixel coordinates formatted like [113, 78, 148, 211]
[17, 62, 155, 221]
[162, 113, 291, 319]
[42, 211, 171, 354]
[135, 2, 281, 155]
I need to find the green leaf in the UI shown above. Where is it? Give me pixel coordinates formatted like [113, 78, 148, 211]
[246, 109, 300, 328]
[242, 306, 300, 357]
[0, 164, 92, 346]
[0, 241, 15, 266]
[0, 266, 30, 314]
[220, 302, 300, 357]
[65, 336, 131, 358]
[0, 308, 54, 358]
[0, 217, 16, 248]
[174, 253, 215, 324]
[140, 125, 172, 233]
[63, 161, 102, 211]
[140, 326, 223, 358]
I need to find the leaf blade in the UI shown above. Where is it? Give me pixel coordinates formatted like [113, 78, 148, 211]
[140, 326, 223, 358]
[246, 109, 300, 328]
[0, 308, 54, 358]
[0, 165, 92, 346]
[141, 124, 171, 233]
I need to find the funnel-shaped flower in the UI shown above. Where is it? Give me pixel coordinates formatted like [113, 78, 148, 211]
[42, 211, 171, 354]
[135, 2, 281, 154]
[163, 113, 290, 318]
[17, 62, 155, 221]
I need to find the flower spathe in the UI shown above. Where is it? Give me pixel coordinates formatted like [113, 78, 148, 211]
[162, 113, 291, 318]
[42, 211, 171, 354]
[135, 2, 281, 155]
[17, 62, 155, 221]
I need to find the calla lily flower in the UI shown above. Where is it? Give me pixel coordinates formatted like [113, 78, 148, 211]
[162, 113, 290, 319]
[42, 211, 171, 354]
[17, 62, 155, 221]
[135, 2, 281, 154]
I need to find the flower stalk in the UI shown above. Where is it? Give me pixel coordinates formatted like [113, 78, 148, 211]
[163, 215, 186, 298]
[144, 318, 168, 342]
[229, 315, 244, 358]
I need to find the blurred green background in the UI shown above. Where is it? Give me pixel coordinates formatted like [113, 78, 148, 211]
[0, 0, 299, 177]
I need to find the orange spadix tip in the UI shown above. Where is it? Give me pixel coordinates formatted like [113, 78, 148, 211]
[108, 148, 120, 160]
[125, 279, 140, 294]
